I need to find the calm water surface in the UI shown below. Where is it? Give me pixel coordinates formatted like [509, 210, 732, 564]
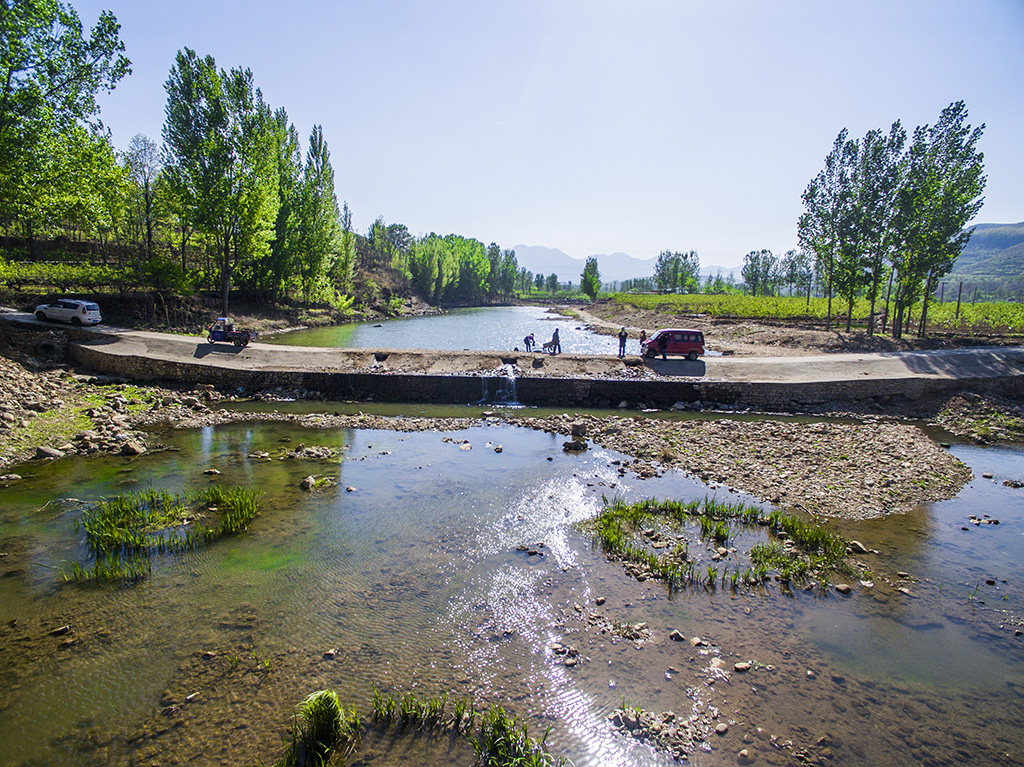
[264, 306, 641, 356]
[0, 422, 1022, 766]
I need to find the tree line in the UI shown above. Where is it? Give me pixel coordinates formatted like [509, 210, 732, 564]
[797, 101, 985, 337]
[1, 0, 571, 313]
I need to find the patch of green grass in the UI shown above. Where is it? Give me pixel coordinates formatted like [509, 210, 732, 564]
[64, 485, 261, 582]
[589, 496, 851, 590]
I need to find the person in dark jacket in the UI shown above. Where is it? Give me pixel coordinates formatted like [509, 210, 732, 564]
[657, 331, 668, 360]
[617, 327, 627, 357]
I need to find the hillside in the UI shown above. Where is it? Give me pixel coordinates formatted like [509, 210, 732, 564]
[952, 221, 1024, 278]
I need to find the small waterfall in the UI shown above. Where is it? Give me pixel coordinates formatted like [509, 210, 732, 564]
[475, 364, 521, 406]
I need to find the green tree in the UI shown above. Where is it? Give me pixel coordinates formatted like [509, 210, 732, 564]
[798, 130, 849, 328]
[580, 256, 601, 300]
[0, 0, 131, 241]
[162, 48, 278, 313]
[264, 107, 302, 299]
[890, 102, 985, 337]
[293, 124, 341, 302]
[545, 272, 559, 293]
[123, 133, 160, 260]
[741, 249, 778, 297]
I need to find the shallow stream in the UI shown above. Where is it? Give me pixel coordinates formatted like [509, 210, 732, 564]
[0, 417, 1022, 766]
[263, 305, 630, 356]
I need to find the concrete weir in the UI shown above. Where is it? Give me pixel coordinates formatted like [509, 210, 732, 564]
[3, 313, 1024, 411]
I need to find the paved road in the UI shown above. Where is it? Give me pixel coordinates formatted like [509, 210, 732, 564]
[5, 312, 1024, 384]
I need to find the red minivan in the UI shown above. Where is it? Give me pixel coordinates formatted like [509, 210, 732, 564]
[641, 328, 705, 360]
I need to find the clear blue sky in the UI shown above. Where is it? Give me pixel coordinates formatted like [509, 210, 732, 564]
[76, 0, 1024, 269]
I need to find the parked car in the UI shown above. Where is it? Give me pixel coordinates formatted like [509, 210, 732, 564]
[641, 328, 705, 360]
[34, 298, 102, 326]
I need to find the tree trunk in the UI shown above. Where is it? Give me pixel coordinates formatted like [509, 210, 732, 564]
[220, 235, 231, 316]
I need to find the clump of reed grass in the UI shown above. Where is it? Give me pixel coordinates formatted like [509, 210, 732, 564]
[588, 496, 852, 591]
[65, 485, 261, 582]
[371, 687, 474, 734]
[469, 706, 564, 767]
[283, 689, 562, 767]
[297, 690, 360, 765]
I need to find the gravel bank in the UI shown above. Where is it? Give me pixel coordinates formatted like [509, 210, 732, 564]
[0, 352, 973, 520]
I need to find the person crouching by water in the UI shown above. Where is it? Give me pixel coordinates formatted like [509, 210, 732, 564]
[617, 327, 628, 357]
[523, 333, 535, 352]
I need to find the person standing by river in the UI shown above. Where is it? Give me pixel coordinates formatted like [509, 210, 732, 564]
[549, 328, 561, 354]
[639, 329, 646, 354]
[617, 327, 628, 357]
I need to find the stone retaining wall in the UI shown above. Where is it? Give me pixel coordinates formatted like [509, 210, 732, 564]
[66, 339, 1024, 412]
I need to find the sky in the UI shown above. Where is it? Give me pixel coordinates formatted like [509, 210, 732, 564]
[75, 0, 1024, 270]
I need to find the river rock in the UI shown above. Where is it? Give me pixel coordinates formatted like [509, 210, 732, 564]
[849, 540, 868, 554]
[835, 583, 852, 595]
[34, 445, 64, 459]
[715, 723, 729, 735]
[571, 421, 587, 438]
[203, 468, 221, 475]
[734, 661, 752, 672]
[120, 440, 145, 456]
[562, 439, 588, 452]
[300, 475, 315, 490]
[669, 629, 684, 641]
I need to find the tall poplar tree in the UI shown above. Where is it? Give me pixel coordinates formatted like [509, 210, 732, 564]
[162, 48, 277, 314]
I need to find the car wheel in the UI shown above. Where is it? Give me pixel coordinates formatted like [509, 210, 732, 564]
[71, 317, 82, 326]
[644, 348, 656, 359]
[35, 311, 47, 321]
[207, 335, 215, 344]
[687, 352, 698, 360]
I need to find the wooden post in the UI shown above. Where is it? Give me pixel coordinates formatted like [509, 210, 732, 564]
[972, 287, 978, 304]
[939, 282, 945, 304]
[955, 281, 963, 320]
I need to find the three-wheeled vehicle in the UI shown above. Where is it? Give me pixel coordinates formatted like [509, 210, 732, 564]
[207, 317, 258, 347]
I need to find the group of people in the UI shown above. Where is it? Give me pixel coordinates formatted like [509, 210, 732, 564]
[522, 328, 560, 354]
[519, 326, 652, 357]
[616, 327, 647, 357]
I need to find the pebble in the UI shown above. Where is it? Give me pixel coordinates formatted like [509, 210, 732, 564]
[835, 584, 852, 595]
[715, 723, 729, 735]
[595, 596, 606, 605]
[734, 661, 752, 672]
[669, 629, 684, 641]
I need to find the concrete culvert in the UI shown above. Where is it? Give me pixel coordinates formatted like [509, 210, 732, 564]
[373, 352, 389, 362]
[34, 339, 60, 360]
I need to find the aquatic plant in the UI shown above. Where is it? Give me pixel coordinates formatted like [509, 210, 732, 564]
[292, 690, 360, 767]
[66, 485, 262, 582]
[588, 496, 851, 591]
[469, 706, 564, 767]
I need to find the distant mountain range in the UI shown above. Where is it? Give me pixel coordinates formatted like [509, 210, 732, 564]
[514, 220, 1024, 286]
[511, 244, 739, 284]
[953, 221, 1024, 279]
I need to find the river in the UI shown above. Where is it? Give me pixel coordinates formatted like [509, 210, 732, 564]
[0, 412, 1021, 766]
[263, 305, 640, 356]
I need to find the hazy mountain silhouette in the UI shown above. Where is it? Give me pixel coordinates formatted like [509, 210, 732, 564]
[512, 244, 739, 284]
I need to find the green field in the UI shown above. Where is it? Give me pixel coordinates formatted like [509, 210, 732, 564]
[612, 293, 1024, 333]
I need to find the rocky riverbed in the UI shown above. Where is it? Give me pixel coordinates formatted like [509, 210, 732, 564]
[0, 352, 978, 520]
